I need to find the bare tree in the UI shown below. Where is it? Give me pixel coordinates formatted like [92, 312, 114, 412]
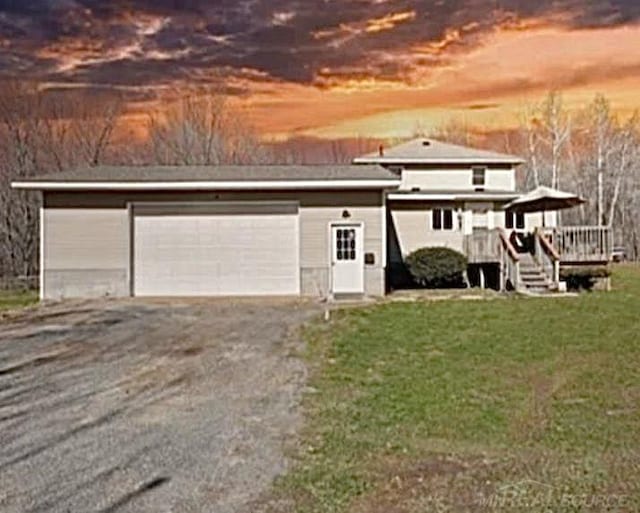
[539, 91, 571, 189]
[0, 82, 124, 278]
[430, 118, 475, 147]
[519, 91, 571, 190]
[147, 90, 271, 165]
[518, 105, 542, 188]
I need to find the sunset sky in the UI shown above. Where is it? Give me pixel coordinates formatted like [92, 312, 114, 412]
[1, 0, 640, 140]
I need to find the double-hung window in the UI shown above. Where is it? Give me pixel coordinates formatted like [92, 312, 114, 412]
[432, 208, 454, 231]
[472, 166, 486, 188]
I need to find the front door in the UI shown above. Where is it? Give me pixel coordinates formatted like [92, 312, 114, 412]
[331, 224, 364, 295]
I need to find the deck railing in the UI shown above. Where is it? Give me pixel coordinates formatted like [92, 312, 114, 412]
[542, 226, 612, 264]
[534, 228, 560, 285]
[498, 228, 521, 291]
[464, 230, 501, 263]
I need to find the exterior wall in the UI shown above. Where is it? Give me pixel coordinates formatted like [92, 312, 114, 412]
[42, 190, 386, 299]
[42, 209, 130, 298]
[399, 165, 515, 191]
[389, 202, 465, 260]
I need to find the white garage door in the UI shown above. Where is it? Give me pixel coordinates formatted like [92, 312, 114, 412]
[133, 203, 300, 296]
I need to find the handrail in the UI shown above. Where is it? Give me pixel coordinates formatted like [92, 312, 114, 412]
[534, 228, 560, 287]
[498, 228, 520, 262]
[535, 229, 561, 261]
[498, 228, 521, 291]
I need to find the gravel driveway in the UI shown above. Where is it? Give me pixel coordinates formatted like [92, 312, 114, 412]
[0, 298, 320, 513]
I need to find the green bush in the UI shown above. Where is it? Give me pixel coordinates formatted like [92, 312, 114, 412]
[405, 247, 468, 288]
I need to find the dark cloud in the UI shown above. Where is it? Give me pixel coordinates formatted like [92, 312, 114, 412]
[0, 0, 638, 94]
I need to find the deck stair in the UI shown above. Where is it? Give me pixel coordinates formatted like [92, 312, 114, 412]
[518, 253, 554, 293]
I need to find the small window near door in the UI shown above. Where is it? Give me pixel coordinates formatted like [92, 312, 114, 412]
[336, 228, 357, 261]
[432, 208, 454, 230]
[505, 211, 525, 230]
[472, 166, 486, 187]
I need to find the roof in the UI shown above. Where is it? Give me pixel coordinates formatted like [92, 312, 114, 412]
[388, 189, 520, 202]
[353, 138, 524, 165]
[12, 165, 400, 191]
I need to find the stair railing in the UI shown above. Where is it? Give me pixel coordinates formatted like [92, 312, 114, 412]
[534, 228, 560, 288]
[498, 228, 521, 291]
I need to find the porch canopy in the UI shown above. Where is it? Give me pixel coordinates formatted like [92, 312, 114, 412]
[503, 186, 585, 213]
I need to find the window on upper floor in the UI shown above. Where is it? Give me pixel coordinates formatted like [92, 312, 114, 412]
[472, 166, 486, 188]
[432, 208, 454, 231]
[505, 210, 525, 230]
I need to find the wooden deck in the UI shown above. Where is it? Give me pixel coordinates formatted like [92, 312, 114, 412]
[465, 226, 612, 292]
[465, 226, 612, 265]
[541, 226, 612, 265]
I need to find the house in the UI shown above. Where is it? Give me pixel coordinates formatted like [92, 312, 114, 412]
[12, 139, 611, 299]
[355, 138, 547, 288]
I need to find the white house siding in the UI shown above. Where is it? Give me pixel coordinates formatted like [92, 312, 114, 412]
[389, 202, 465, 258]
[42, 190, 386, 299]
[399, 166, 515, 191]
[484, 169, 515, 191]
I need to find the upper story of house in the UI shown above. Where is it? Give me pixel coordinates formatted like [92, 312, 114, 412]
[353, 138, 523, 193]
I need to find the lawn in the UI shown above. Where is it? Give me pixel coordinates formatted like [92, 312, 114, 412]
[275, 265, 640, 512]
[0, 289, 38, 312]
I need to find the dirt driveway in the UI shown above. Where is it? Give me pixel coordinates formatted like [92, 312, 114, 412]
[0, 298, 320, 513]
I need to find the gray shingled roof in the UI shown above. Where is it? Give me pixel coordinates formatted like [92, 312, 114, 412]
[18, 164, 397, 183]
[353, 138, 524, 164]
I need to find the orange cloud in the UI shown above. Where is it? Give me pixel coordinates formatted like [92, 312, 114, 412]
[235, 22, 640, 139]
[365, 11, 417, 33]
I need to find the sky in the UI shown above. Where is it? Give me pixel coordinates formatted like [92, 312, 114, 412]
[1, 0, 640, 140]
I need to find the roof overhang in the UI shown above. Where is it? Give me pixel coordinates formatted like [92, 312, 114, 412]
[353, 157, 524, 165]
[12, 179, 401, 192]
[388, 192, 520, 201]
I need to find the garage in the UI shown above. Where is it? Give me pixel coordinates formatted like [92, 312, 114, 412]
[132, 203, 300, 297]
[14, 164, 398, 299]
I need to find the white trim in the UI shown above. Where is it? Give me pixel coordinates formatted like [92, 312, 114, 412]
[127, 203, 134, 297]
[353, 157, 524, 165]
[381, 191, 387, 270]
[328, 221, 365, 297]
[390, 193, 457, 201]
[11, 180, 401, 191]
[39, 206, 44, 301]
[388, 192, 519, 201]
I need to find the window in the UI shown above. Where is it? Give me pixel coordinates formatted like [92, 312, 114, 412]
[432, 208, 454, 231]
[335, 228, 357, 261]
[505, 211, 525, 230]
[472, 166, 486, 187]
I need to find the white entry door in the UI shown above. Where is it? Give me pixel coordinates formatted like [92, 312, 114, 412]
[331, 224, 364, 295]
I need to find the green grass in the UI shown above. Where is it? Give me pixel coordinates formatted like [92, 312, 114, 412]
[274, 265, 640, 512]
[0, 289, 38, 312]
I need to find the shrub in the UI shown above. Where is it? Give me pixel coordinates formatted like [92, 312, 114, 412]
[404, 247, 468, 288]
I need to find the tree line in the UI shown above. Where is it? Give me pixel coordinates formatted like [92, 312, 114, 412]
[507, 92, 639, 258]
[0, 84, 638, 279]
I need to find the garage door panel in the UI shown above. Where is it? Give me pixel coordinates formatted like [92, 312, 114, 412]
[134, 205, 299, 296]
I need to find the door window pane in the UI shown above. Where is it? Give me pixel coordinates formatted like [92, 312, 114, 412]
[336, 228, 357, 261]
[432, 208, 442, 230]
[506, 211, 525, 229]
[443, 209, 453, 230]
[505, 211, 514, 229]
